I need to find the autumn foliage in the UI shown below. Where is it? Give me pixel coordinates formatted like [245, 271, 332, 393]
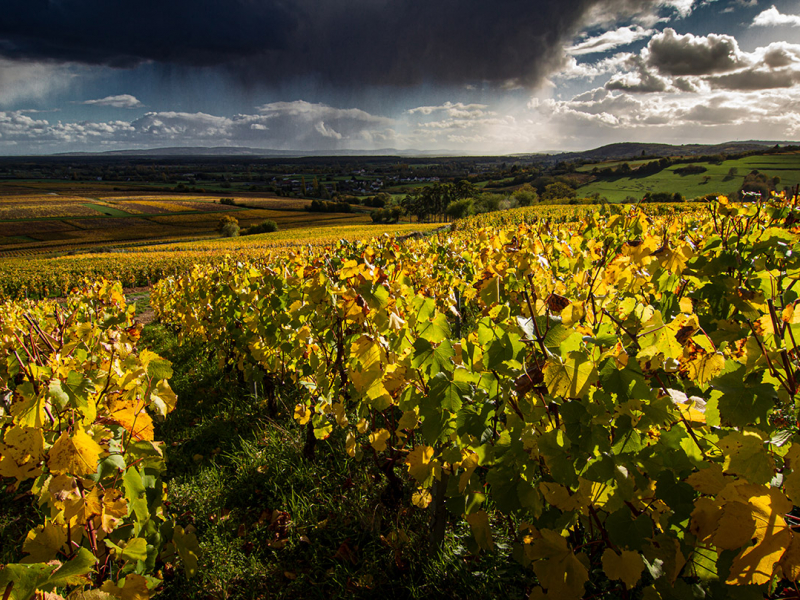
[152, 193, 800, 597]
[0, 280, 196, 599]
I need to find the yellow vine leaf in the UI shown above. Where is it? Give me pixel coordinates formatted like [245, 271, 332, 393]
[66, 590, 116, 600]
[397, 409, 419, 431]
[527, 529, 588, 600]
[49, 475, 83, 519]
[683, 352, 725, 386]
[48, 429, 104, 477]
[100, 574, 151, 600]
[458, 452, 480, 493]
[331, 403, 348, 427]
[406, 445, 440, 487]
[539, 482, 586, 512]
[293, 404, 310, 425]
[686, 464, 731, 496]
[717, 431, 774, 485]
[149, 380, 177, 418]
[785, 469, 800, 506]
[780, 535, 800, 581]
[345, 432, 357, 457]
[725, 484, 793, 585]
[22, 521, 68, 563]
[0, 453, 42, 482]
[1, 424, 45, 463]
[712, 501, 755, 550]
[369, 429, 390, 452]
[689, 497, 721, 543]
[601, 548, 644, 589]
[411, 488, 432, 509]
[101, 488, 129, 534]
[543, 352, 597, 399]
[662, 242, 694, 274]
[108, 398, 154, 442]
[465, 510, 494, 552]
[10, 383, 48, 430]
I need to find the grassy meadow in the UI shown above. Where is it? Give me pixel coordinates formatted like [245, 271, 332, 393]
[577, 152, 800, 201]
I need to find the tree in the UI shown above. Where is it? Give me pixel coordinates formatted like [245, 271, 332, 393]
[542, 182, 577, 202]
[615, 163, 632, 176]
[221, 222, 240, 237]
[242, 220, 278, 235]
[217, 215, 239, 237]
[723, 167, 738, 182]
[445, 198, 473, 219]
[511, 184, 538, 206]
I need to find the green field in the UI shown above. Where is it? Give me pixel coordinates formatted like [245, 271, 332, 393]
[578, 152, 800, 201]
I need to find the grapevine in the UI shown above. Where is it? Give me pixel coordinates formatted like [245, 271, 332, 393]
[0, 280, 197, 600]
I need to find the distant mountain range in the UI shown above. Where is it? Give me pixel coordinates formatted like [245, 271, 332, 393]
[56, 146, 456, 158]
[53, 140, 797, 161]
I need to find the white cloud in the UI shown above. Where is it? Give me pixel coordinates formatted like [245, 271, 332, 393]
[314, 121, 342, 139]
[257, 100, 388, 124]
[0, 102, 397, 153]
[753, 6, 800, 27]
[0, 59, 77, 106]
[406, 102, 490, 118]
[560, 28, 800, 95]
[401, 101, 524, 150]
[567, 25, 654, 56]
[583, 0, 702, 29]
[645, 28, 749, 76]
[527, 86, 800, 149]
[554, 53, 633, 80]
[660, 0, 698, 17]
[82, 94, 143, 109]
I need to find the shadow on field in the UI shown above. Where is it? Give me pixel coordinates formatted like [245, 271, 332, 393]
[144, 324, 533, 600]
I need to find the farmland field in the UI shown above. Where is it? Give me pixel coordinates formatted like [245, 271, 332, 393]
[578, 152, 800, 201]
[0, 186, 376, 257]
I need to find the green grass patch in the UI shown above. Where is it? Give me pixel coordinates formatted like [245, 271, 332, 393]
[141, 323, 534, 599]
[578, 153, 800, 202]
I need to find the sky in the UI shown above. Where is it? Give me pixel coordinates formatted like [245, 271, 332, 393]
[1, 0, 799, 155]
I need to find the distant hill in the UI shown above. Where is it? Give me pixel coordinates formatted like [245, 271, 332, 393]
[549, 141, 793, 164]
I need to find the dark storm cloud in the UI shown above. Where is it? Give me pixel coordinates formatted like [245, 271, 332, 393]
[0, 0, 299, 67]
[0, 0, 687, 87]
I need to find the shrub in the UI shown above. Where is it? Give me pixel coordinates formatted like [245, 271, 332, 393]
[242, 220, 279, 235]
[217, 215, 239, 233]
[221, 222, 240, 237]
[674, 164, 707, 176]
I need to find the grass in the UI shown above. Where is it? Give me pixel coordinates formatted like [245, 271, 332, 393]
[138, 323, 535, 599]
[577, 152, 800, 202]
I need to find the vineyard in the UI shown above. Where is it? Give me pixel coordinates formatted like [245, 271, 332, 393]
[3, 194, 800, 599]
[0, 222, 442, 300]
